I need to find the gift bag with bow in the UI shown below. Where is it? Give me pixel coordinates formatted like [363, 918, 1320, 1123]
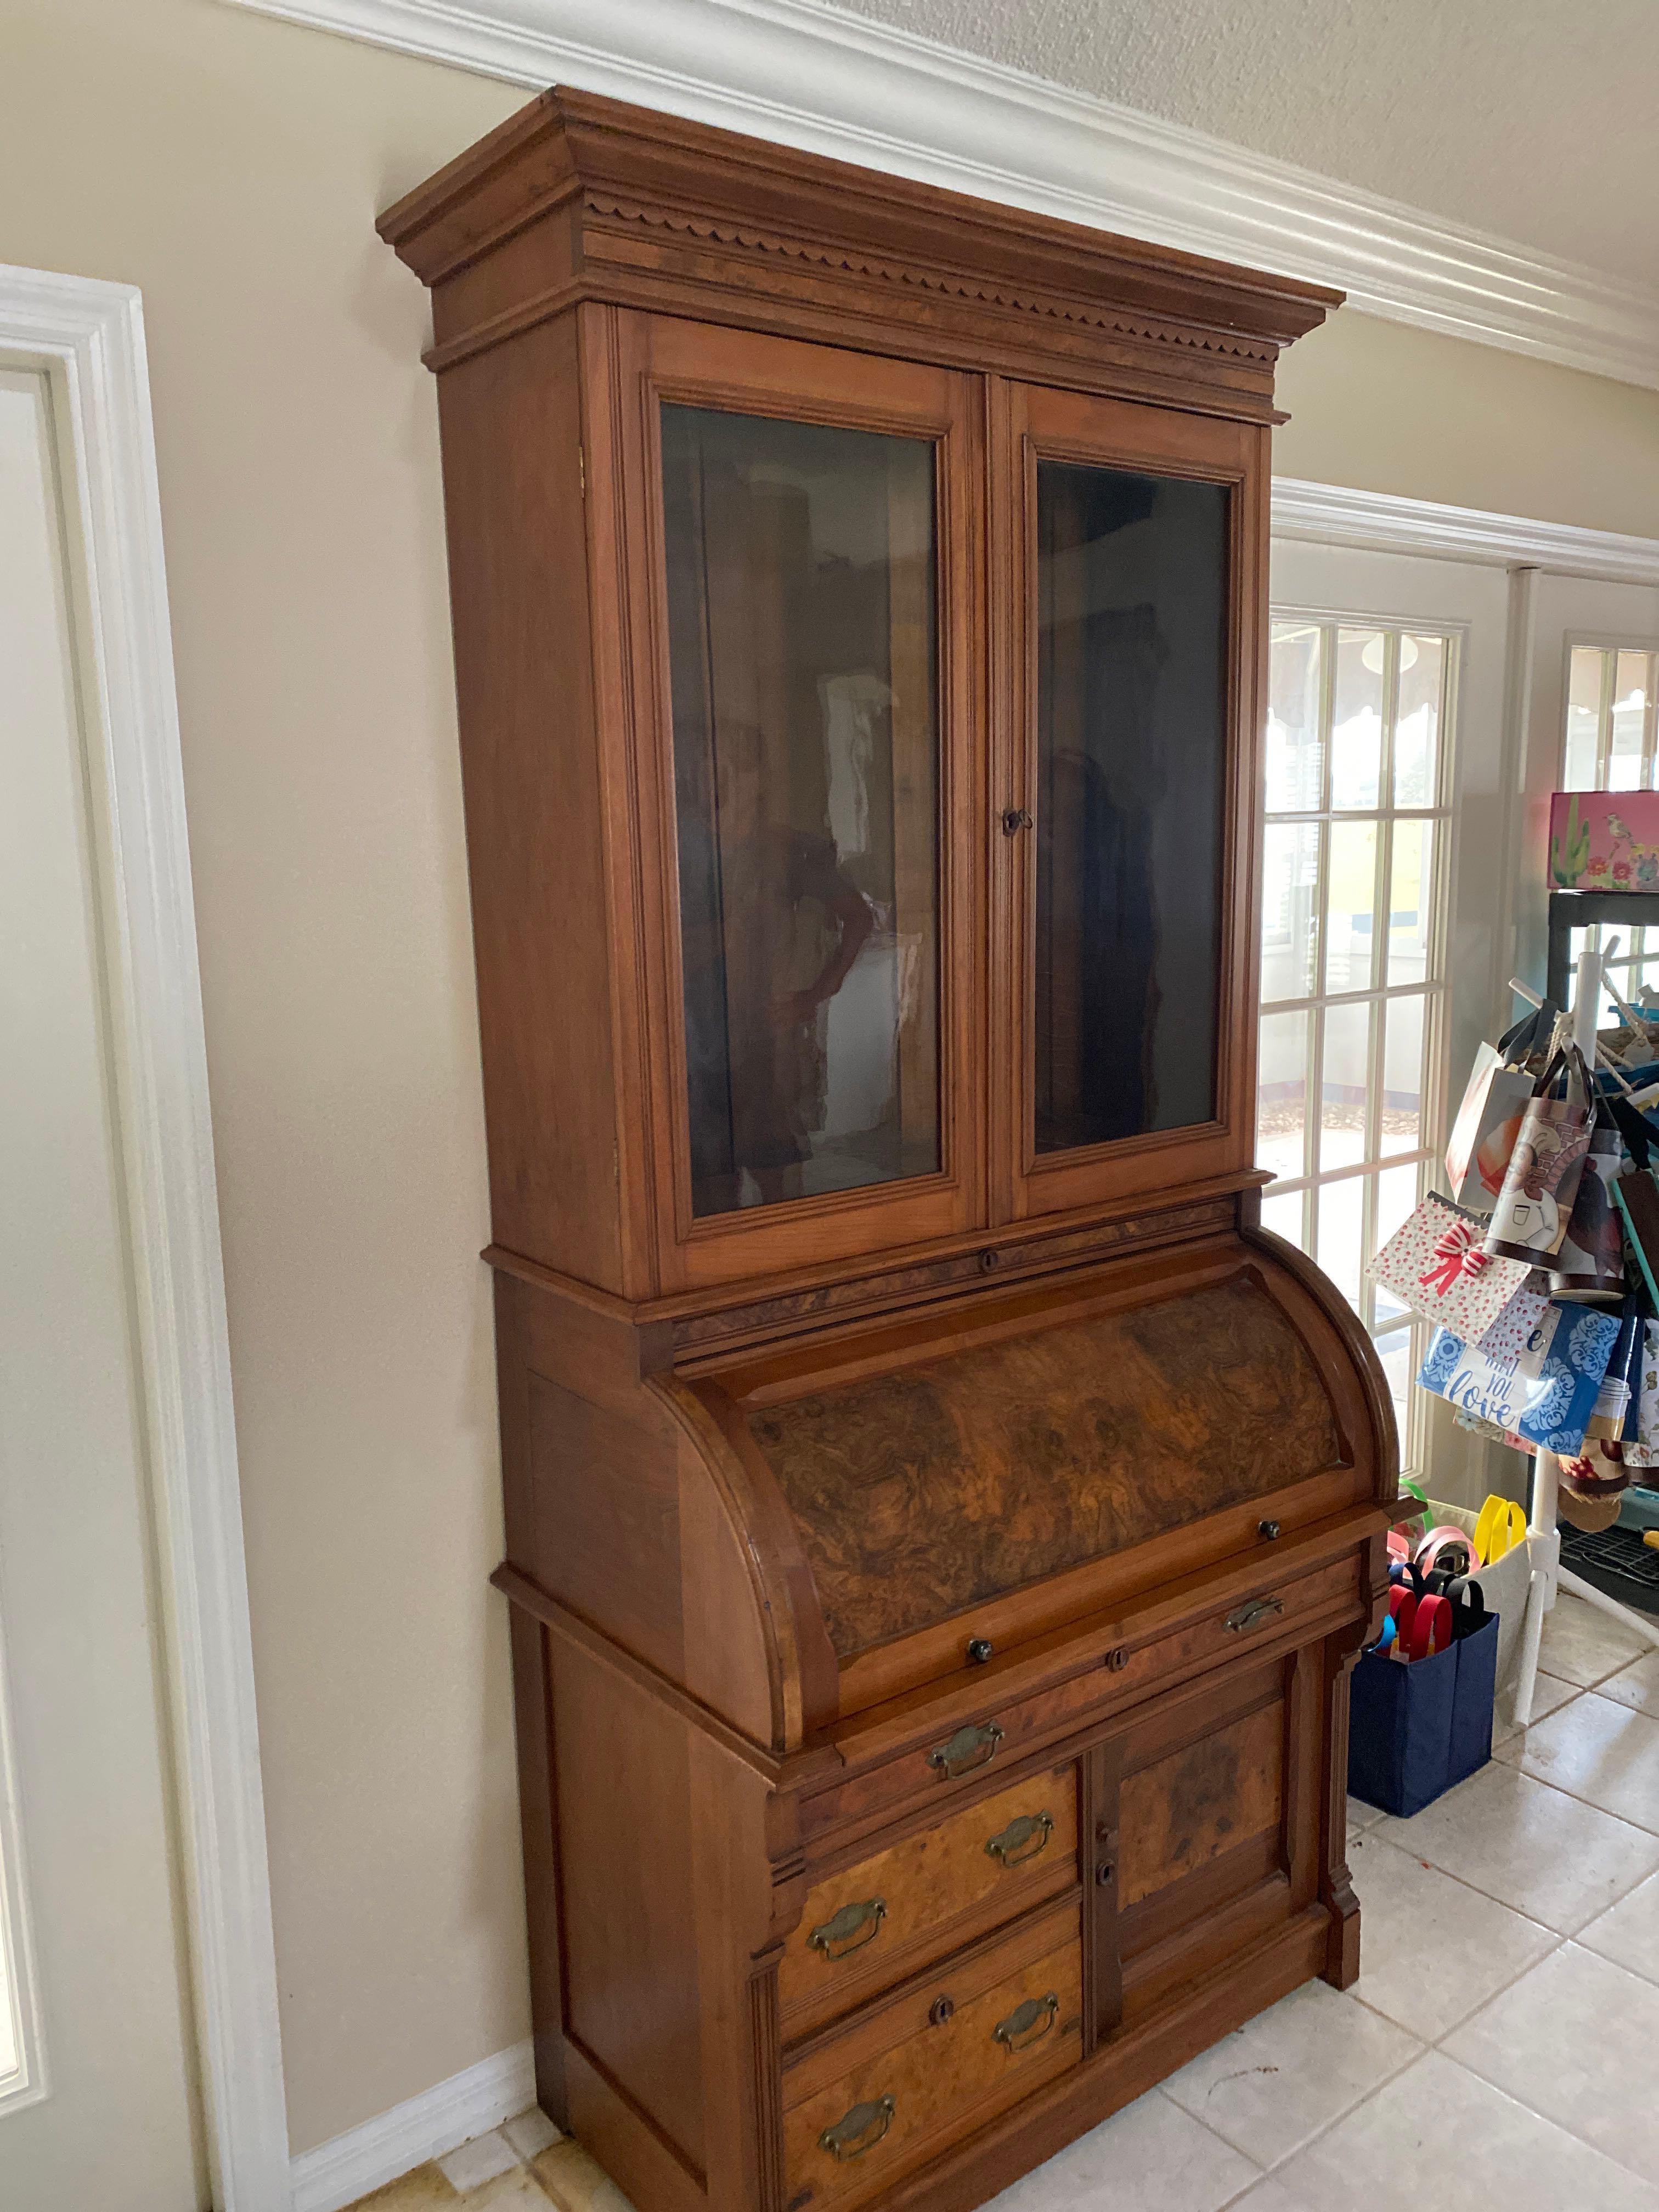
[1482, 1042, 1594, 1263]
[1367, 1191, 1550, 1356]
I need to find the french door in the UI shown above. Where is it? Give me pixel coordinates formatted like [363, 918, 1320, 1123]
[1262, 539, 1513, 1491]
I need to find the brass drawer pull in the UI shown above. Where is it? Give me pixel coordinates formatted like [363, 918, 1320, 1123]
[819, 2094, 895, 2162]
[806, 1898, 887, 1961]
[927, 1719, 1003, 1779]
[984, 1810, 1053, 1868]
[1226, 1595, 1285, 1635]
[992, 1992, 1059, 2053]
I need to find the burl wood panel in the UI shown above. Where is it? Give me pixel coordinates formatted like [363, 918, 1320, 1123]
[747, 1276, 1341, 1654]
[782, 1936, 1082, 2210]
[781, 1764, 1078, 2022]
[1118, 1700, 1284, 1911]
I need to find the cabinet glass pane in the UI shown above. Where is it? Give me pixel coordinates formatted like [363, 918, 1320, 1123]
[1033, 461, 1228, 1154]
[660, 404, 940, 1219]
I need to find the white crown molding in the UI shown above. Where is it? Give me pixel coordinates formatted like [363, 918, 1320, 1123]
[1271, 476, 1659, 584]
[0, 263, 291, 2210]
[223, 0, 1659, 392]
[290, 2039, 536, 2212]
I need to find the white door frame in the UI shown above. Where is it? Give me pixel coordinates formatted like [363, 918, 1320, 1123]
[0, 263, 290, 2211]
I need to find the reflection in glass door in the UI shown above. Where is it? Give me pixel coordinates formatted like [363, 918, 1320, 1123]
[1032, 459, 1228, 1154]
[659, 404, 941, 1218]
[1257, 619, 1455, 1460]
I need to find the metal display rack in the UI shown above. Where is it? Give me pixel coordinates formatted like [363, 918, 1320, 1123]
[1514, 939, 1659, 1725]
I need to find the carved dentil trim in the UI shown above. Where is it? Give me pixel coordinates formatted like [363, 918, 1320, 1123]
[585, 195, 1278, 363]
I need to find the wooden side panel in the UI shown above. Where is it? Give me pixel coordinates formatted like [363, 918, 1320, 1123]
[676, 1427, 782, 1746]
[551, 1641, 708, 2179]
[528, 1375, 685, 1681]
[509, 1610, 569, 2127]
[436, 313, 628, 1290]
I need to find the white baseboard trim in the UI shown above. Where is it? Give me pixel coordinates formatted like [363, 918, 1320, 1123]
[218, 0, 1659, 392]
[290, 2040, 538, 2212]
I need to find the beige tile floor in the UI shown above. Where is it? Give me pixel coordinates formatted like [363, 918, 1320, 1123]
[352, 1593, 1659, 2212]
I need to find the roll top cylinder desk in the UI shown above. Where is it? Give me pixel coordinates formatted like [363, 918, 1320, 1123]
[380, 91, 1393, 2212]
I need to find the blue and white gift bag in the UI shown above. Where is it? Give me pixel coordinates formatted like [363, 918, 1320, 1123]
[1417, 1304, 1622, 1455]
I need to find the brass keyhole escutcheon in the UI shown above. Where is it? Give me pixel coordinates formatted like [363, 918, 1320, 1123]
[929, 1995, 955, 2027]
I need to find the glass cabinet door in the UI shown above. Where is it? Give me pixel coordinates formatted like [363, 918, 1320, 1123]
[661, 405, 940, 1217]
[1002, 383, 1261, 1218]
[622, 315, 981, 1286]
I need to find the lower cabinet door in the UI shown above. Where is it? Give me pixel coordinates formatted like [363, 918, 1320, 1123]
[1089, 1641, 1323, 2038]
[781, 1903, 1081, 2209]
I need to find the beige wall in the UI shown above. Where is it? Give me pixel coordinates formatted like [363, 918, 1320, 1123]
[4, 0, 1658, 2162]
[1274, 306, 1659, 535]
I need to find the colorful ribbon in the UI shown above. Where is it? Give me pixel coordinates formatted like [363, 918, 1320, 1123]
[1419, 1223, 1491, 1295]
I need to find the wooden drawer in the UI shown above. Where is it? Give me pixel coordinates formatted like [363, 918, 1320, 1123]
[812, 1549, 1359, 1841]
[782, 1905, 1082, 2210]
[1107, 1555, 1356, 1709]
[781, 1764, 1077, 2028]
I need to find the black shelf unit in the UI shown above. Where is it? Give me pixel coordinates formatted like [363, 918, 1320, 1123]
[1547, 888, 1659, 1012]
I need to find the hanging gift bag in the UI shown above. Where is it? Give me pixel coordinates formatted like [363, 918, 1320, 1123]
[1625, 1321, 1659, 1472]
[1367, 1191, 1550, 1353]
[1549, 1103, 1628, 1299]
[1608, 1094, 1659, 1311]
[1443, 1003, 1562, 1212]
[1417, 1303, 1621, 1458]
[1483, 1043, 1594, 1262]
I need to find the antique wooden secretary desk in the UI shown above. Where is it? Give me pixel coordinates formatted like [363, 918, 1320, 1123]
[381, 89, 1393, 2212]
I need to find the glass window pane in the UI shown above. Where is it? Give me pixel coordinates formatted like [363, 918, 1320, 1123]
[1381, 993, 1426, 1155]
[1324, 819, 1379, 994]
[1320, 1000, 1372, 1172]
[1267, 621, 1324, 812]
[1331, 628, 1385, 809]
[1373, 1161, 1423, 1328]
[1393, 634, 1443, 806]
[1565, 647, 1605, 791]
[660, 404, 940, 1217]
[1374, 1325, 1415, 1447]
[1387, 821, 1433, 988]
[1610, 647, 1645, 788]
[1317, 1171, 1365, 1308]
[1032, 460, 1227, 1154]
[1260, 1188, 1307, 1251]
[1261, 820, 1321, 1003]
[1257, 1008, 1310, 1182]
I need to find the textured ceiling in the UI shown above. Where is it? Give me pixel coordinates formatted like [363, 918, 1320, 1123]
[832, 0, 1659, 287]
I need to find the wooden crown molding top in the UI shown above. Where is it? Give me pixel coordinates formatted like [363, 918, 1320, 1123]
[377, 86, 1340, 407]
